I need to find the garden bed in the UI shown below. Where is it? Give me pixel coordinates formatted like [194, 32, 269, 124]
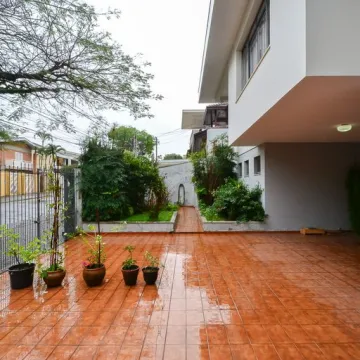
[83, 211, 178, 233]
[201, 216, 268, 232]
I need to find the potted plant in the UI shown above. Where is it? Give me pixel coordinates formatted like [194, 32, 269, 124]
[142, 251, 162, 285]
[79, 224, 106, 287]
[121, 245, 139, 286]
[39, 144, 66, 287]
[2, 225, 43, 290]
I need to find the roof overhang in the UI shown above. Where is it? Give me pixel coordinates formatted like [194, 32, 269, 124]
[181, 110, 206, 129]
[199, 0, 250, 103]
[232, 77, 360, 146]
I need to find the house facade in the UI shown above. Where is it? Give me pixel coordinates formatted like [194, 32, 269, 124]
[0, 138, 79, 196]
[182, 104, 229, 153]
[199, 0, 360, 230]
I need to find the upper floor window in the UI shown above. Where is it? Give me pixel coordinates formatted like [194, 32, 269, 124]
[241, 0, 270, 89]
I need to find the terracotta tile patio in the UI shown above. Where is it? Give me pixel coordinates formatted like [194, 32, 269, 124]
[0, 232, 360, 359]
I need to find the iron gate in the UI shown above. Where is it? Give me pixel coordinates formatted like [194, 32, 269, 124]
[0, 166, 78, 273]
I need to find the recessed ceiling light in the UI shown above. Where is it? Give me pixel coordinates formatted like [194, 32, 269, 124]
[337, 124, 352, 132]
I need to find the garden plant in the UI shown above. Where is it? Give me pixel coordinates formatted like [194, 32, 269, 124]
[121, 245, 139, 286]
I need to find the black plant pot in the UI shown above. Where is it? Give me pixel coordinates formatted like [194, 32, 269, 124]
[121, 265, 139, 286]
[142, 267, 159, 285]
[8, 263, 35, 290]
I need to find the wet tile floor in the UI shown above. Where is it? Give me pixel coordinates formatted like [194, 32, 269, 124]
[175, 207, 203, 233]
[0, 232, 360, 359]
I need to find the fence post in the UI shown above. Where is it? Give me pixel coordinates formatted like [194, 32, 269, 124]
[74, 168, 82, 230]
[36, 169, 41, 239]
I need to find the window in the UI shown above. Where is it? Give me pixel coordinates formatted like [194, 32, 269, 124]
[244, 160, 249, 177]
[238, 163, 243, 178]
[241, 0, 270, 88]
[15, 152, 23, 161]
[254, 156, 261, 175]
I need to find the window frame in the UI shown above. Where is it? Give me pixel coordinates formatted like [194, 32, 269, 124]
[238, 162, 243, 178]
[241, 0, 270, 89]
[244, 160, 250, 177]
[254, 155, 261, 175]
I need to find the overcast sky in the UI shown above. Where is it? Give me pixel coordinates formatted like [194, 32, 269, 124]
[25, 0, 209, 156]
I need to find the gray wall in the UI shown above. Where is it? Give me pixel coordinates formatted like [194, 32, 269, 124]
[159, 161, 198, 207]
[265, 143, 360, 230]
[237, 145, 266, 205]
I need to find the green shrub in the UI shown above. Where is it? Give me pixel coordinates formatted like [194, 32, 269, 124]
[209, 178, 266, 222]
[190, 135, 237, 206]
[80, 137, 168, 222]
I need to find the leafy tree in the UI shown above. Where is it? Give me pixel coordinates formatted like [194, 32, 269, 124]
[80, 138, 130, 221]
[80, 136, 168, 221]
[0, 0, 162, 136]
[191, 135, 237, 205]
[163, 153, 183, 160]
[108, 126, 155, 156]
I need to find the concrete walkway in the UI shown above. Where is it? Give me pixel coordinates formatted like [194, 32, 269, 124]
[175, 206, 203, 233]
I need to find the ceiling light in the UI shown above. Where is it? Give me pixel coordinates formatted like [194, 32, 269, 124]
[337, 124, 352, 133]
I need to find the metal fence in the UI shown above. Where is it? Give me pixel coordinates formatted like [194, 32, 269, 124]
[0, 165, 78, 273]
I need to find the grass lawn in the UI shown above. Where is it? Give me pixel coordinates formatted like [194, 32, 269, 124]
[125, 210, 174, 222]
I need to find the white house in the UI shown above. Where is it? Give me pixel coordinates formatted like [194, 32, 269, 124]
[182, 103, 228, 153]
[199, 0, 360, 230]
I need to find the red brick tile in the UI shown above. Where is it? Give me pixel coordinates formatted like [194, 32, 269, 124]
[71, 345, 98, 359]
[245, 325, 271, 344]
[230, 344, 257, 359]
[208, 345, 232, 359]
[226, 325, 249, 344]
[252, 344, 280, 360]
[23, 345, 55, 360]
[102, 326, 128, 345]
[49, 345, 77, 360]
[274, 344, 304, 360]
[0, 326, 32, 345]
[163, 345, 186, 360]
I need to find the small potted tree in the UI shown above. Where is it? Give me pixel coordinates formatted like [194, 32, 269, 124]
[80, 223, 106, 287]
[2, 225, 44, 290]
[121, 245, 139, 286]
[39, 144, 66, 288]
[142, 251, 162, 285]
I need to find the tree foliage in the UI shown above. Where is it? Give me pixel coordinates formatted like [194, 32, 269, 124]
[163, 153, 183, 160]
[108, 126, 155, 156]
[80, 137, 167, 221]
[80, 138, 129, 221]
[0, 0, 162, 135]
[190, 135, 237, 205]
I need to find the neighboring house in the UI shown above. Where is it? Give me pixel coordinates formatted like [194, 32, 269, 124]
[182, 103, 228, 153]
[198, 0, 360, 230]
[0, 138, 79, 196]
[0, 138, 39, 196]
